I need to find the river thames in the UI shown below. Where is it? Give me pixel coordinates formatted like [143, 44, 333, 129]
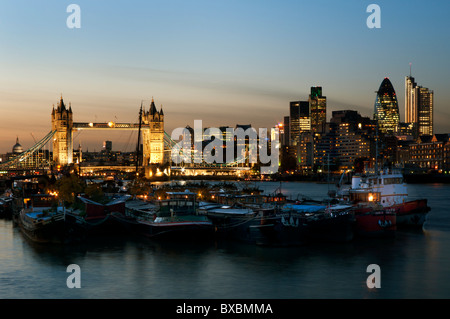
[1, 181, 449, 299]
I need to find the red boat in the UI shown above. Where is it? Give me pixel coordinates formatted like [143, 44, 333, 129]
[353, 204, 396, 238]
[66, 196, 138, 235]
[336, 169, 430, 231]
[390, 199, 430, 227]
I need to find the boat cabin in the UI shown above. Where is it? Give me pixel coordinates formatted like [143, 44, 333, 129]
[263, 193, 287, 203]
[349, 169, 408, 207]
[23, 194, 59, 210]
[156, 190, 198, 216]
[349, 190, 381, 204]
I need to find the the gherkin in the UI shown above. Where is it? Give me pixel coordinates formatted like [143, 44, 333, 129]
[374, 78, 399, 135]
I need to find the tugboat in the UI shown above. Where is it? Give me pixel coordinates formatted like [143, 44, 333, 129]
[349, 197, 396, 238]
[336, 168, 430, 230]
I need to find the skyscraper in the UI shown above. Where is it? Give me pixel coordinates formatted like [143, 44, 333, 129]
[405, 75, 417, 123]
[405, 75, 433, 137]
[289, 101, 310, 145]
[309, 87, 327, 133]
[289, 102, 300, 146]
[374, 78, 400, 135]
[417, 87, 433, 136]
[283, 116, 290, 146]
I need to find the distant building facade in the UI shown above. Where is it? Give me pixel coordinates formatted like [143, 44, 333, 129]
[315, 110, 375, 170]
[409, 134, 449, 171]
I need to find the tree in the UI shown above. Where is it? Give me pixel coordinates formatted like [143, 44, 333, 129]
[128, 178, 153, 197]
[55, 174, 85, 207]
[84, 183, 104, 202]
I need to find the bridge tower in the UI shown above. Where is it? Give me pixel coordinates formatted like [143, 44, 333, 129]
[51, 96, 73, 166]
[142, 98, 165, 177]
[50, 96, 164, 174]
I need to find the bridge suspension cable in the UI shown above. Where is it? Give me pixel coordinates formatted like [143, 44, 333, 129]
[0, 130, 56, 170]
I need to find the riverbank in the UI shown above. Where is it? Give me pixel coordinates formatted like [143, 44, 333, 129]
[3, 171, 450, 187]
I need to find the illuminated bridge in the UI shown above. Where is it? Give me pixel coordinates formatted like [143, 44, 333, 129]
[0, 96, 253, 178]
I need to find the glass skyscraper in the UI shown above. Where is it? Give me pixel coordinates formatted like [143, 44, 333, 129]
[289, 101, 310, 146]
[405, 75, 433, 137]
[374, 78, 400, 135]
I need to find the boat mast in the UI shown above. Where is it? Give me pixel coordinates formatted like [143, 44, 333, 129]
[374, 90, 379, 176]
[136, 102, 143, 176]
[375, 119, 379, 175]
[327, 153, 330, 190]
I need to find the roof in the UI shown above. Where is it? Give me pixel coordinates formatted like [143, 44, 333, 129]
[12, 137, 23, 153]
[377, 77, 397, 97]
[283, 204, 326, 213]
[432, 134, 450, 143]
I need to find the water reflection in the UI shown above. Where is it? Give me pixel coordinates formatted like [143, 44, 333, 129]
[1, 182, 450, 298]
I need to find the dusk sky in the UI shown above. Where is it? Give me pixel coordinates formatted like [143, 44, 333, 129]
[0, 0, 449, 153]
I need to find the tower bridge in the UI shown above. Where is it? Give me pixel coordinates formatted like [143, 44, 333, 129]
[51, 96, 165, 177]
[0, 96, 255, 179]
[0, 96, 165, 178]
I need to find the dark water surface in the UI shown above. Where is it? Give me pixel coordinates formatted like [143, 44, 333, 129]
[1, 182, 449, 299]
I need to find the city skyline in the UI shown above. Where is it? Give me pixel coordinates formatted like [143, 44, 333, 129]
[1, 1, 449, 153]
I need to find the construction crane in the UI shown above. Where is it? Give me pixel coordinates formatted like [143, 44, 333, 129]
[30, 133, 38, 144]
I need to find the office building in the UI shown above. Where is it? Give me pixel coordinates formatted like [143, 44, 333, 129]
[309, 86, 326, 133]
[405, 75, 434, 137]
[374, 78, 400, 135]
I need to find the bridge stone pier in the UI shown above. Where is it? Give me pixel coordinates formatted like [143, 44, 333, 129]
[51, 96, 165, 177]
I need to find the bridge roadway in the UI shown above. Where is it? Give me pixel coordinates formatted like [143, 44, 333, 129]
[73, 122, 146, 130]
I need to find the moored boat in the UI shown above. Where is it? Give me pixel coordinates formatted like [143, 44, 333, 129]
[198, 202, 277, 245]
[352, 203, 396, 238]
[0, 195, 13, 219]
[126, 190, 214, 240]
[66, 195, 137, 236]
[15, 194, 85, 244]
[390, 199, 429, 227]
[270, 203, 356, 246]
[336, 168, 430, 228]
